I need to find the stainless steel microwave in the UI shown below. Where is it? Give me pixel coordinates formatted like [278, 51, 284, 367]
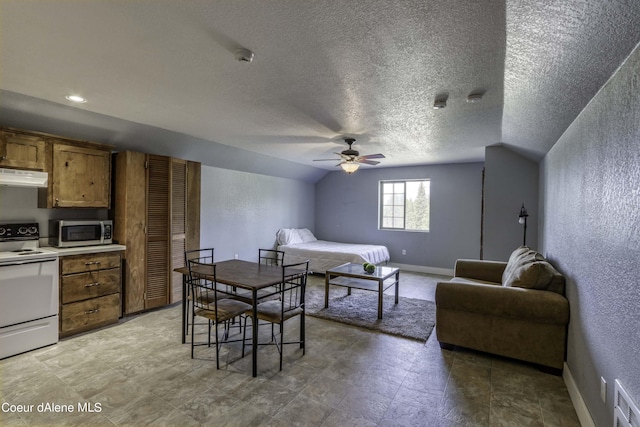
[49, 220, 113, 248]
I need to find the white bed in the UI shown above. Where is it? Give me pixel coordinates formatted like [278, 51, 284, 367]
[276, 228, 390, 274]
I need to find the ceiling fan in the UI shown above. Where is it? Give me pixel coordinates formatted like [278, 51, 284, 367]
[313, 138, 385, 173]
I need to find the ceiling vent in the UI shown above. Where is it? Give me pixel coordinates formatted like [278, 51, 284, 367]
[466, 93, 483, 103]
[433, 99, 447, 109]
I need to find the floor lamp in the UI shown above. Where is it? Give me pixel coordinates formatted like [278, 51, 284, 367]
[518, 203, 529, 246]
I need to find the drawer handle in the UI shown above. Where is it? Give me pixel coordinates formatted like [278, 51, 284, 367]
[85, 261, 102, 266]
[84, 309, 100, 315]
[85, 282, 101, 288]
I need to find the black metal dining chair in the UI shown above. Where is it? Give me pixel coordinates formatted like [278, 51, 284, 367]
[184, 248, 216, 337]
[258, 248, 285, 266]
[188, 260, 252, 368]
[242, 260, 309, 371]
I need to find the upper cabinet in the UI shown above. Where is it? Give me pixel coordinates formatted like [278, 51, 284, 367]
[1, 126, 114, 208]
[0, 127, 47, 171]
[47, 142, 112, 208]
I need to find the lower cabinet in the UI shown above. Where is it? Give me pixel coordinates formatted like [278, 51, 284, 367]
[59, 251, 122, 337]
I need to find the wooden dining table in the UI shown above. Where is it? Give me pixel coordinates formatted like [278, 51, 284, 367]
[174, 259, 292, 377]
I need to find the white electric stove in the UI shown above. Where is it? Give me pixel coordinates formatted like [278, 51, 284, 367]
[0, 222, 59, 359]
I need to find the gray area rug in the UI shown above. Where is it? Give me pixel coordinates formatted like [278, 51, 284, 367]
[305, 275, 436, 342]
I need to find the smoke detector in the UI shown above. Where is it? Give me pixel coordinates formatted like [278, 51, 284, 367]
[234, 48, 254, 63]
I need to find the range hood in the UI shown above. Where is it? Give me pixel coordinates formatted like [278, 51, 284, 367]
[0, 168, 48, 188]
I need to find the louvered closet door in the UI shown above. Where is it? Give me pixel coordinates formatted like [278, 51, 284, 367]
[145, 155, 170, 309]
[170, 159, 187, 304]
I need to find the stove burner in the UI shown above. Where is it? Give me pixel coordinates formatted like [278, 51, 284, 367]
[12, 249, 34, 253]
[18, 251, 42, 255]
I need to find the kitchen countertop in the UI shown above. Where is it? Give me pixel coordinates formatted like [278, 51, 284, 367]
[44, 244, 126, 256]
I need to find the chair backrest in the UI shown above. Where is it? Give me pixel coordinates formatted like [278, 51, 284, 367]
[187, 260, 217, 311]
[259, 249, 285, 266]
[185, 248, 214, 269]
[280, 260, 309, 316]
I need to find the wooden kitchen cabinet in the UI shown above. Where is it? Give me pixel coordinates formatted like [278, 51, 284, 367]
[59, 251, 122, 337]
[113, 151, 200, 314]
[42, 142, 112, 208]
[0, 126, 113, 208]
[0, 127, 46, 170]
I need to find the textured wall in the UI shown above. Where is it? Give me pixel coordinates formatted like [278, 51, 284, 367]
[315, 163, 484, 270]
[484, 145, 539, 261]
[200, 166, 315, 263]
[0, 187, 108, 237]
[541, 44, 640, 426]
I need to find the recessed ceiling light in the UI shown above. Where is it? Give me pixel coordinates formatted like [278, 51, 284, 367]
[65, 95, 87, 103]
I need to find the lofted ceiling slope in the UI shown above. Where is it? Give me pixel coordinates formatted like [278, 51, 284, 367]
[1, 0, 639, 181]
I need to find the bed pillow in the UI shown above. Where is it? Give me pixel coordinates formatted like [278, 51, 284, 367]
[276, 228, 294, 245]
[297, 228, 317, 243]
[276, 228, 304, 245]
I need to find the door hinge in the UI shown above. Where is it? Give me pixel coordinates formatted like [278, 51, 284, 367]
[144, 292, 147, 301]
[144, 160, 149, 169]
[143, 226, 147, 235]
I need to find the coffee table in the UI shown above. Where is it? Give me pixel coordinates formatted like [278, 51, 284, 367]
[324, 263, 400, 319]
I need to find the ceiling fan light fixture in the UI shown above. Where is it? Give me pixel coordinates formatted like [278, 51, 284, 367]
[341, 162, 360, 174]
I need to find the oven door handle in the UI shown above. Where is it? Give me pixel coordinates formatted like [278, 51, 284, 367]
[0, 258, 58, 267]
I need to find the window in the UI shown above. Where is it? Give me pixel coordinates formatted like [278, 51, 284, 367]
[379, 180, 430, 231]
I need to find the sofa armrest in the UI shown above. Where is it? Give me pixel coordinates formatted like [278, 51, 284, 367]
[454, 259, 507, 283]
[436, 281, 569, 325]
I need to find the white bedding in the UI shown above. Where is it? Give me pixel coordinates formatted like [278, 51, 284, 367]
[278, 240, 391, 274]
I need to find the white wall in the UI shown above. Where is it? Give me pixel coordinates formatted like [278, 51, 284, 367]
[541, 43, 640, 426]
[0, 186, 107, 239]
[483, 145, 539, 260]
[315, 162, 484, 270]
[200, 165, 315, 263]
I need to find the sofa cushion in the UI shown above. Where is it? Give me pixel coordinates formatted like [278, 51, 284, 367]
[501, 246, 531, 284]
[504, 260, 556, 290]
[436, 281, 570, 324]
[450, 276, 502, 286]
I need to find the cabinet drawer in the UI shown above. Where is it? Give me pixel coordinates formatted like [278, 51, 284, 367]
[60, 293, 120, 335]
[61, 268, 120, 304]
[61, 252, 121, 275]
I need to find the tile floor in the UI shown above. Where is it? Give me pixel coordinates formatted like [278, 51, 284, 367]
[0, 272, 580, 427]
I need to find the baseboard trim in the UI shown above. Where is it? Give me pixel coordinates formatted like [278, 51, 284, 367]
[388, 262, 454, 277]
[563, 362, 596, 427]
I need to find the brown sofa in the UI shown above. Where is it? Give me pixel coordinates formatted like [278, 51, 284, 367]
[435, 247, 569, 373]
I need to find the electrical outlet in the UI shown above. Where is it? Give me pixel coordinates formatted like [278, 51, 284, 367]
[234, 253, 238, 259]
[600, 377, 607, 403]
[402, 249, 406, 255]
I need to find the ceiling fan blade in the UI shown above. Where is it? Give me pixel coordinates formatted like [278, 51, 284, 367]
[313, 158, 340, 161]
[359, 153, 385, 159]
[358, 159, 380, 165]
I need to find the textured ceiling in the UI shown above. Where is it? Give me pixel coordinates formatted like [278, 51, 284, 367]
[0, 0, 639, 175]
